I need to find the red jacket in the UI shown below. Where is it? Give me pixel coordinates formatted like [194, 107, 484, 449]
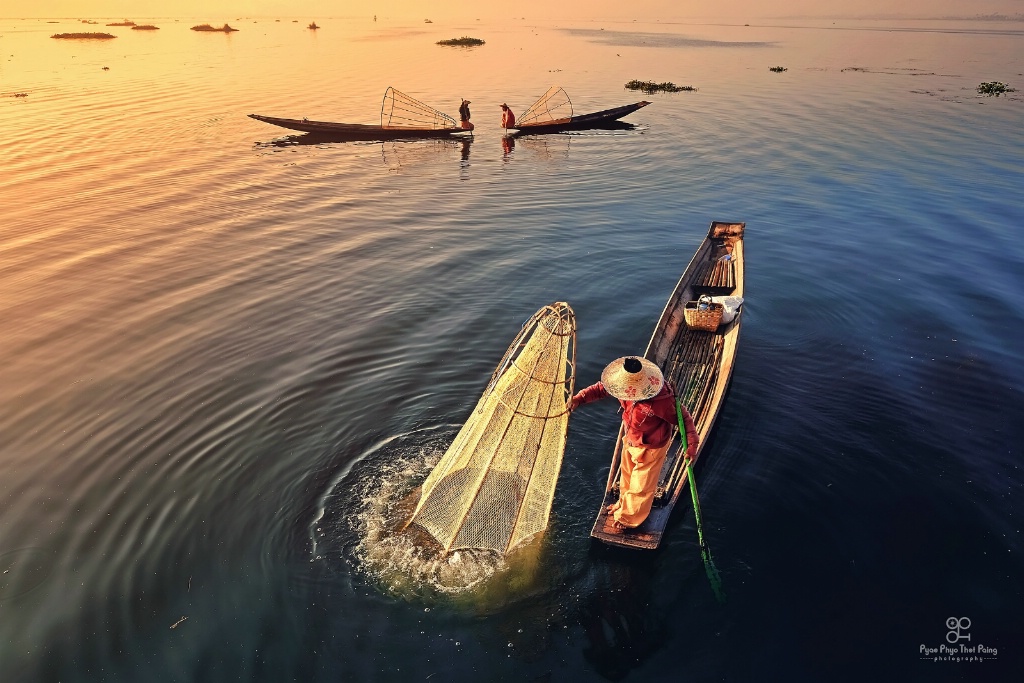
[572, 381, 698, 454]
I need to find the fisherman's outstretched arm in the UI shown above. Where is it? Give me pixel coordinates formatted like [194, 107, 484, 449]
[569, 382, 609, 411]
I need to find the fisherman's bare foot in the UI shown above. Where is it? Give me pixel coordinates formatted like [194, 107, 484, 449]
[611, 519, 630, 530]
[606, 503, 620, 514]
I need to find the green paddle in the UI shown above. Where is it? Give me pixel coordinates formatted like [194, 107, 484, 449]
[676, 398, 725, 603]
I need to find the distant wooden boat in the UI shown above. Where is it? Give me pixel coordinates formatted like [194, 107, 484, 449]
[247, 114, 466, 140]
[249, 87, 466, 141]
[515, 101, 650, 133]
[510, 86, 650, 134]
[591, 221, 746, 550]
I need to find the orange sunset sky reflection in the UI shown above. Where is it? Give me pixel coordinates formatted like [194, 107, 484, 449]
[6, 1, 1023, 21]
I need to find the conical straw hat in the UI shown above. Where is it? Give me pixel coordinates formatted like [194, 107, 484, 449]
[600, 356, 663, 401]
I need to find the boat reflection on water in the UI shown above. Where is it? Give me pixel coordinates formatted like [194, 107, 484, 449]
[579, 554, 663, 680]
[510, 120, 637, 138]
[254, 131, 473, 148]
[379, 137, 473, 171]
[510, 134, 571, 162]
[252, 133, 475, 172]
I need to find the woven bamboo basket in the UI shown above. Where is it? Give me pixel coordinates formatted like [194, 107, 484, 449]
[683, 301, 724, 331]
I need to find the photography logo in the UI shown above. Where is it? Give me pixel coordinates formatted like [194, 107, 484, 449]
[919, 617, 998, 662]
[946, 617, 971, 644]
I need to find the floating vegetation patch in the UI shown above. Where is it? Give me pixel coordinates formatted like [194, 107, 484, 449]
[769, 66, 787, 72]
[106, 20, 135, 27]
[625, 80, 697, 93]
[12, 93, 28, 97]
[308, 22, 320, 29]
[132, 25, 159, 31]
[191, 23, 239, 32]
[436, 36, 485, 46]
[51, 32, 116, 39]
[977, 81, 1016, 96]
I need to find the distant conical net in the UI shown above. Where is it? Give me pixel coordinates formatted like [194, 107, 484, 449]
[408, 302, 576, 555]
[516, 86, 573, 127]
[381, 87, 458, 130]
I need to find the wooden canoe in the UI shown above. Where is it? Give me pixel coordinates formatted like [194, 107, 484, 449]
[248, 114, 467, 141]
[590, 220, 746, 550]
[512, 101, 650, 134]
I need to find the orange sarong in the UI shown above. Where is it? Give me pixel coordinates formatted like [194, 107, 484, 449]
[612, 440, 671, 528]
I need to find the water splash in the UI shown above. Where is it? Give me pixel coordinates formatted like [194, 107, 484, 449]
[312, 426, 508, 599]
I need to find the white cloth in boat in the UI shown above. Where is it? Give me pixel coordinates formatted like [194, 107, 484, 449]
[710, 296, 744, 324]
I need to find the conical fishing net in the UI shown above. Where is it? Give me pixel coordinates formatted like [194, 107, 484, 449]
[516, 86, 573, 127]
[380, 87, 458, 130]
[408, 302, 576, 555]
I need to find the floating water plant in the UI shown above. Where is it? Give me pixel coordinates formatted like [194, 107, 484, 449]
[308, 22, 319, 29]
[52, 32, 116, 39]
[191, 24, 239, 32]
[132, 25, 159, 30]
[977, 81, 1016, 96]
[625, 80, 696, 94]
[436, 36, 485, 46]
[106, 20, 135, 27]
[769, 66, 787, 72]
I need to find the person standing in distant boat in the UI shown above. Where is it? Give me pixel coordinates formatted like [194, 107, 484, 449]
[459, 98, 474, 131]
[500, 102, 516, 129]
[569, 356, 698, 530]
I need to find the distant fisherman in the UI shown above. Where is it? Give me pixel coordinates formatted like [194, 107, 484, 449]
[500, 102, 516, 129]
[570, 356, 698, 529]
[459, 98, 474, 131]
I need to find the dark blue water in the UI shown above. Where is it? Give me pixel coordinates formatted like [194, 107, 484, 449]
[1, 16, 1022, 682]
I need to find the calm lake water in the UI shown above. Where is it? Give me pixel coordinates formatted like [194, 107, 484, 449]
[1, 14, 1023, 682]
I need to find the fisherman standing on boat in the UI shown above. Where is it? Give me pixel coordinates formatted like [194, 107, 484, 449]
[569, 356, 698, 529]
[500, 102, 516, 129]
[459, 98, 474, 131]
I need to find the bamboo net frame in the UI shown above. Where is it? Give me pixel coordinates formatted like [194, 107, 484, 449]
[516, 86, 574, 127]
[380, 87, 458, 130]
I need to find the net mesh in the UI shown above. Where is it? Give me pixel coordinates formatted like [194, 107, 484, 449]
[408, 302, 576, 554]
[516, 86, 574, 127]
[380, 87, 458, 130]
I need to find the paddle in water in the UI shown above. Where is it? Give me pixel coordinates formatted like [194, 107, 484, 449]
[677, 397, 725, 604]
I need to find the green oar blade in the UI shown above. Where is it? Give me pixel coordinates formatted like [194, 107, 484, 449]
[687, 462, 725, 604]
[677, 397, 725, 604]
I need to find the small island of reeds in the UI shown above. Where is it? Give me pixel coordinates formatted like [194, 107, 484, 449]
[436, 36, 484, 46]
[977, 81, 1016, 96]
[308, 22, 319, 30]
[132, 25, 159, 31]
[52, 32, 117, 40]
[106, 20, 136, 27]
[191, 24, 239, 33]
[769, 66, 787, 73]
[625, 80, 697, 94]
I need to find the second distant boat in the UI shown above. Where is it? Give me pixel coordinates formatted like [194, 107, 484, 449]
[509, 86, 650, 134]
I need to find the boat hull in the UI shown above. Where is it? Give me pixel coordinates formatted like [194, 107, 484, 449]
[248, 114, 466, 140]
[590, 221, 746, 549]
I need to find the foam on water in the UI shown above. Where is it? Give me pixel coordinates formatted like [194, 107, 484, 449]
[311, 426, 509, 599]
